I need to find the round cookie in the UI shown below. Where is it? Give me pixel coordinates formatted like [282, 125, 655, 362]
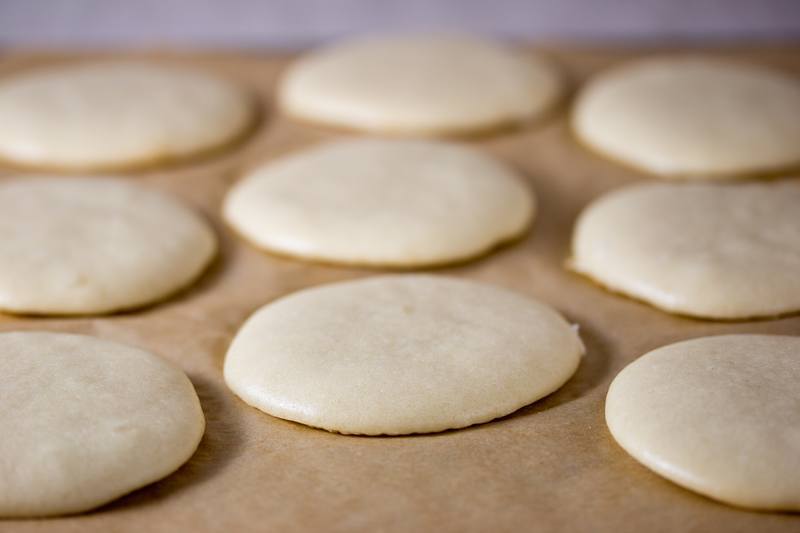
[224, 275, 584, 435]
[0, 177, 216, 315]
[572, 57, 800, 178]
[0, 61, 255, 170]
[569, 181, 800, 319]
[278, 33, 561, 135]
[606, 334, 800, 511]
[0, 331, 205, 517]
[224, 139, 534, 268]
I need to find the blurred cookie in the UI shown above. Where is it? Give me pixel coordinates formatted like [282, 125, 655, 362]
[279, 33, 561, 135]
[569, 181, 800, 319]
[573, 57, 800, 178]
[0, 177, 216, 314]
[224, 139, 534, 267]
[0, 62, 255, 170]
[0, 331, 204, 517]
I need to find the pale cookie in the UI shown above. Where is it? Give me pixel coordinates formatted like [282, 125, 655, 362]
[279, 33, 561, 135]
[224, 139, 534, 268]
[0, 177, 216, 315]
[606, 334, 800, 511]
[0, 62, 255, 170]
[224, 275, 584, 435]
[569, 181, 800, 319]
[0, 331, 205, 517]
[573, 57, 800, 178]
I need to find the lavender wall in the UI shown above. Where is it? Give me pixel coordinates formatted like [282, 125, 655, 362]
[0, 0, 797, 48]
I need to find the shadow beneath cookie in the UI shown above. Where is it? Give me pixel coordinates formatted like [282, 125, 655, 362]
[501, 320, 611, 418]
[100, 375, 244, 513]
[125, 211, 239, 315]
[166, 218, 232, 304]
[421, 321, 611, 438]
[340, 321, 612, 440]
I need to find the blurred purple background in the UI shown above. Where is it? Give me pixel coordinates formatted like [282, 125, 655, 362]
[0, 0, 798, 48]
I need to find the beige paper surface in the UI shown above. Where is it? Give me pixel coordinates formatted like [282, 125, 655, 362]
[0, 46, 799, 532]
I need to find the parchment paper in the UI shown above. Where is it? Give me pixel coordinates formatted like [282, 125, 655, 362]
[0, 45, 799, 533]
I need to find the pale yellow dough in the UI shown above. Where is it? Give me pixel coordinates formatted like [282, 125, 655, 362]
[570, 181, 800, 319]
[279, 34, 561, 135]
[573, 57, 800, 178]
[0, 177, 216, 315]
[224, 275, 584, 435]
[0, 331, 205, 517]
[0, 62, 255, 170]
[606, 334, 800, 511]
[224, 139, 534, 267]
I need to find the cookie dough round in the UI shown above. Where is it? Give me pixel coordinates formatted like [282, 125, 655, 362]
[224, 275, 584, 435]
[0, 61, 255, 170]
[224, 139, 534, 267]
[278, 34, 561, 135]
[0, 331, 205, 517]
[569, 181, 800, 319]
[606, 334, 800, 511]
[0, 177, 216, 315]
[572, 57, 800, 178]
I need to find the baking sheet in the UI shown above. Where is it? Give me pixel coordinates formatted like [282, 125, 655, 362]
[0, 45, 799, 533]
